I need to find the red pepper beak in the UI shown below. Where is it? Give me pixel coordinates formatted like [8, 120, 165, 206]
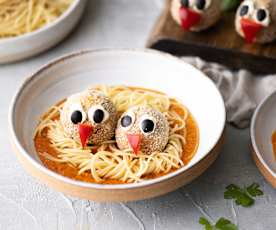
[179, 7, 201, 30]
[241, 18, 263, 43]
[127, 134, 141, 155]
[78, 124, 93, 148]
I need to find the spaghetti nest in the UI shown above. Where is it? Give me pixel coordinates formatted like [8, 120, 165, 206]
[0, 0, 73, 38]
[35, 86, 189, 183]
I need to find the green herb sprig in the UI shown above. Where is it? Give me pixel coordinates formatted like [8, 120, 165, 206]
[224, 183, 263, 207]
[199, 217, 238, 230]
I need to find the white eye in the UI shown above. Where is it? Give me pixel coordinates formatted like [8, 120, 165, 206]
[119, 111, 135, 130]
[191, 0, 211, 12]
[88, 105, 109, 124]
[239, 1, 254, 18]
[69, 104, 86, 125]
[180, 0, 189, 8]
[139, 115, 156, 135]
[254, 8, 270, 27]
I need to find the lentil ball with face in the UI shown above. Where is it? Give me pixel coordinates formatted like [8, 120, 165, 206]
[60, 89, 117, 147]
[171, 0, 222, 31]
[235, 0, 276, 43]
[115, 106, 169, 155]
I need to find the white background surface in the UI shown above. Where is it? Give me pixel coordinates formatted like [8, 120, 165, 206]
[1, 0, 275, 229]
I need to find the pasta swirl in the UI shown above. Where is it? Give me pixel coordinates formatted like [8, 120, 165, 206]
[35, 86, 190, 183]
[0, 0, 73, 38]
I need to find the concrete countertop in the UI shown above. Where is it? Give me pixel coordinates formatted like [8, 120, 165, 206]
[0, 1, 275, 229]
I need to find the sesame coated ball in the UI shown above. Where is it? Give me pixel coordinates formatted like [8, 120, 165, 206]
[171, 0, 221, 32]
[60, 89, 117, 146]
[115, 106, 169, 155]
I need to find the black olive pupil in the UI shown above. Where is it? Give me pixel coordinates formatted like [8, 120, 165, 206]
[71, 110, 83, 124]
[196, 0, 206, 10]
[121, 115, 132, 127]
[181, 0, 189, 7]
[240, 5, 249, 16]
[93, 109, 104, 123]
[141, 119, 155, 133]
[257, 9, 267, 22]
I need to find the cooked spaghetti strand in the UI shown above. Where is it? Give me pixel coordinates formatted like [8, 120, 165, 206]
[0, 0, 73, 38]
[35, 86, 193, 183]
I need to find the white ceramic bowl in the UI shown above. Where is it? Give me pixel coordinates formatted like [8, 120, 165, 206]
[251, 91, 276, 188]
[9, 49, 226, 202]
[0, 0, 86, 64]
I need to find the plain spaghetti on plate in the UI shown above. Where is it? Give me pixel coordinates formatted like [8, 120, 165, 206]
[34, 85, 199, 184]
[0, 0, 74, 38]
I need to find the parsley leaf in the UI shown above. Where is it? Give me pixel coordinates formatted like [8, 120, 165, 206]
[199, 217, 238, 230]
[224, 183, 263, 207]
[224, 184, 254, 207]
[215, 218, 238, 230]
[246, 183, 264, 197]
[199, 217, 213, 230]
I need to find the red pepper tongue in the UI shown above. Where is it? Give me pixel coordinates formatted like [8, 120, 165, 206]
[127, 134, 141, 155]
[78, 124, 93, 148]
[241, 18, 263, 43]
[179, 7, 201, 30]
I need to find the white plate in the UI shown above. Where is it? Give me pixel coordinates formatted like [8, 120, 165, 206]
[0, 0, 86, 64]
[9, 49, 226, 201]
[251, 91, 276, 188]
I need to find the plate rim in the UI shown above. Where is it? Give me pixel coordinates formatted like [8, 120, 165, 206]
[251, 90, 276, 180]
[0, 0, 82, 44]
[9, 48, 226, 190]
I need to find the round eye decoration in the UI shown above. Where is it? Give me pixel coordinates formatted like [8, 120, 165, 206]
[238, 1, 254, 17]
[139, 116, 156, 135]
[120, 111, 135, 129]
[194, 0, 211, 12]
[121, 115, 133, 128]
[181, 0, 189, 7]
[88, 105, 109, 124]
[69, 104, 86, 125]
[254, 8, 270, 26]
[140, 118, 155, 134]
[239, 5, 249, 16]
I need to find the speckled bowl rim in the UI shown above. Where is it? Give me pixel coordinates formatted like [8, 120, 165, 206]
[0, 0, 81, 44]
[9, 48, 226, 190]
[251, 90, 276, 179]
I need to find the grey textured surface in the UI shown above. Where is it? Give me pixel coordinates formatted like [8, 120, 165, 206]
[0, 0, 275, 229]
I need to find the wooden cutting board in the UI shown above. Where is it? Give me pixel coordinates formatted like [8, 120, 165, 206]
[147, 0, 276, 74]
